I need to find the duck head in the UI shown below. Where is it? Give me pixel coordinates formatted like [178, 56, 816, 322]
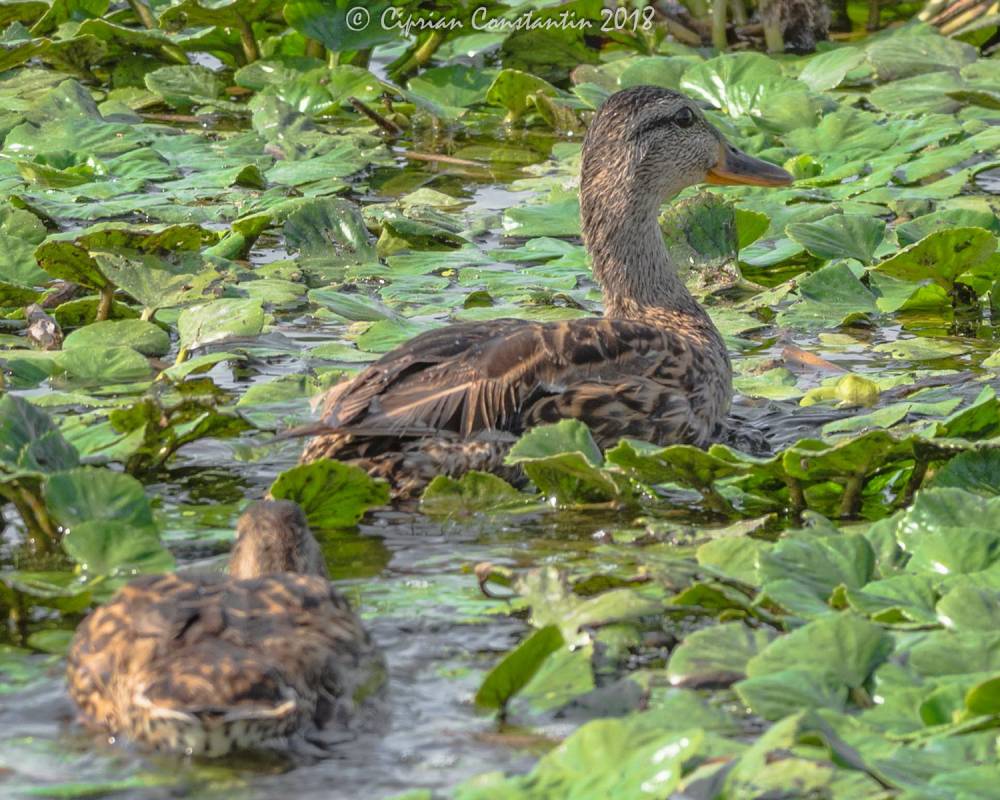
[580, 86, 791, 225]
[228, 500, 327, 579]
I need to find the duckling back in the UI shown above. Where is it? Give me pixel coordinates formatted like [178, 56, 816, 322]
[67, 571, 385, 756]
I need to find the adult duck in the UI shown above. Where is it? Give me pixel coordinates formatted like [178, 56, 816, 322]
[301, 86, 792, 498]
[66, 500, 385, 756]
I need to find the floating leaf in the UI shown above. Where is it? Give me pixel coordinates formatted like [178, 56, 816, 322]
[787, 214, 886, 264]
[667, 623, 776, 688]
[421, 472, 540, 516]
[177, 298, 264, 350]
[0, 394, 79, 480]
[475, 625, 565, 711]
[62, 319, 170, 357]
[871, 227, 997, 289]
[269, 459, 389, 528]
[746, 613, 894, 689]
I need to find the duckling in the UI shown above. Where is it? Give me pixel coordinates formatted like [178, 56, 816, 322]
[66, 500, 385, 756]
[300, 87, 792, 498]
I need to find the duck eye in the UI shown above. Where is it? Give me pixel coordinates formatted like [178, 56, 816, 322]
[674, 107, 696, 128]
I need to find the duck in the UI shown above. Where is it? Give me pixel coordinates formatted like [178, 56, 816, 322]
[66, 500, 386, 756]
[299, 86, 792, 498]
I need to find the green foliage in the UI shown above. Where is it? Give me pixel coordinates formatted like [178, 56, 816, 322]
[475, 625, 564, 712]
[1, 3, 1000, 798]
[47, 467, 172, 576]
[269, 458, 389, 529]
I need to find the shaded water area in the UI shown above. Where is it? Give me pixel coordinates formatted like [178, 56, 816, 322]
[4, 101, 1000, 798]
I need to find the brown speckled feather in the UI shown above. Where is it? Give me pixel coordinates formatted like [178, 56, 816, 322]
[321, 313, 730, 439]
[302, 313, 729, 497]
[67, 571, 385, 755]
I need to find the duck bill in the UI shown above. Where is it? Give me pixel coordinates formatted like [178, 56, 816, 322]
[706, 143, 793, 187]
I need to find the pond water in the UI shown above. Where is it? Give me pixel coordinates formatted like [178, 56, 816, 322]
[0, 149, 841, 798]
[3, 83, 1000, 800]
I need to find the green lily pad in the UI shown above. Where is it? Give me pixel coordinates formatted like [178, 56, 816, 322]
[144, 65, 224, 109]
[63, 319, 170, 357]
[457, 713, 703, 799]
[667, 623, 776, 687]
[269, 458, 389, 529]
[798, 47, 866, 91]
[284, 0, 397, 53]
[871, 227, 997, 289]
[485, 68, 559, 120]
[475, 625, 565, 711]
[735, 669, 848, 721]
[420, 471, 540, 516]
[866, 31, 977, 81]
[408, 65, 496, 117]
[786, 214, 886, 264]
[0, 394, 79, 480]
[177, 298, 265, 350]
[746, 613, 894, 689]
[54, 345, 152, 387]
[929, 450, 1000, 496]
[681, 52, 821, 133]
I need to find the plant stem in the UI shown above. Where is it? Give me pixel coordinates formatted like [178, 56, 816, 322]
[235, 14, 260, 63]
[867, 0, 882, 30]
[839, 471, 866, 519]
[729, 0, 747, 26]
[96, 285, 114, 321]
[700, 485, 733, 515]
[902, 457, 929, 507]
[711, 0, 728, 50]
[348, 96, 403, 136]
[127, 0, 156, 29]
[785, 476, 805, 519]
[304, 37, 325, 60]
[347, 48, 372, 69]
[663, 17, 703, 45]
[18, 485, 57, 543]
[686, 0, 709, 17]
[390, 31, 445, 81]
[2, 483, 57, 550]
[763, 19, 784, 52]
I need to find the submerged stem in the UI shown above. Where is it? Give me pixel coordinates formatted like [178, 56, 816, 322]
[96, 285, 114, 321]
[235, 14, 260, 63]
[2, 483, 57, 550]
[785, 476, 805, 519]
[838, 471, 866, 519]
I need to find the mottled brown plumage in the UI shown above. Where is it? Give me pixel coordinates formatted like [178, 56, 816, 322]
[66, 501, 385, 756]
[301, 87, 792, 498]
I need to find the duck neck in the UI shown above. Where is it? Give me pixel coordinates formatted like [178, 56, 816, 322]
[582, 194, 706, 322]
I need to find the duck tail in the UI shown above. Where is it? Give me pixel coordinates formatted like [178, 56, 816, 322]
[130, 687, 300, 756]
[270, 420, 337, 443]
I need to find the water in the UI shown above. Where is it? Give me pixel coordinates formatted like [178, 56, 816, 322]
[3, 124, 1000, 800]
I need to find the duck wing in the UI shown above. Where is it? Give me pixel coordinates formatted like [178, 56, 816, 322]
[317, 316, 704, 438]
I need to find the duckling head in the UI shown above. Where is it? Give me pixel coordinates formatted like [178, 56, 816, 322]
[580, 86, 792, 233]
[228, 500, 328, 580]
